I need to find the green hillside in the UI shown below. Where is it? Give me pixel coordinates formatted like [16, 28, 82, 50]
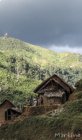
[0, 36, 82, 106]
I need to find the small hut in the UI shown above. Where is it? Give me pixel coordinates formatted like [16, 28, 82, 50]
[34, 74, 74, 105]
[0, 100, 21, 123]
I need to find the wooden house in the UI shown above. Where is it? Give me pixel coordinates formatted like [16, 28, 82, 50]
[0, 100, 21, 123]
[34, 74, 74, 105]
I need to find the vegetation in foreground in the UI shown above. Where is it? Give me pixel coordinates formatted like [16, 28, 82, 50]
[0, 80, 82, 140]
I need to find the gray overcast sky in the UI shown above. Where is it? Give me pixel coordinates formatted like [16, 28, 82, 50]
[0, 0, 82, 53]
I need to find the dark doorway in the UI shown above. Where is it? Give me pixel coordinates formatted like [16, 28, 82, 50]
[41, 97, 43, 105]
[5, 109, 12, 120]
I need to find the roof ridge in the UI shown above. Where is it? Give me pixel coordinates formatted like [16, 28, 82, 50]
[34, 74, 74, 93]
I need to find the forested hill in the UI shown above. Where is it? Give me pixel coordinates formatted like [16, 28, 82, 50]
[0, 36, 82, 105]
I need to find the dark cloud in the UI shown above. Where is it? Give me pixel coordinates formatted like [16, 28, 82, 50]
[0, 0, 82, 48]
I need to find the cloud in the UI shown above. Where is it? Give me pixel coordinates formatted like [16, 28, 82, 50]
[0, 0, 82, 51]
[49, 45, 82, 54]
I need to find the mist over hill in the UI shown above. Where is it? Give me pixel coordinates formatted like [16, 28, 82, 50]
[0, 36, 82, 106]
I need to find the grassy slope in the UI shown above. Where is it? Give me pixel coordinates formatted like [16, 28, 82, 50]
[0, 80, 82, 140]
[0, 37, 82, 139]
[0, 36, 82, 106]
[0, 36, 81, 68]
[0, 88, 82, 140]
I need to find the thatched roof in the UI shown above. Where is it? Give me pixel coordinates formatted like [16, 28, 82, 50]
[34, 74, 74, 94]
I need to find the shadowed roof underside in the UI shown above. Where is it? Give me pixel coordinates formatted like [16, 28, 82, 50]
[7, 108, 22, 114]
